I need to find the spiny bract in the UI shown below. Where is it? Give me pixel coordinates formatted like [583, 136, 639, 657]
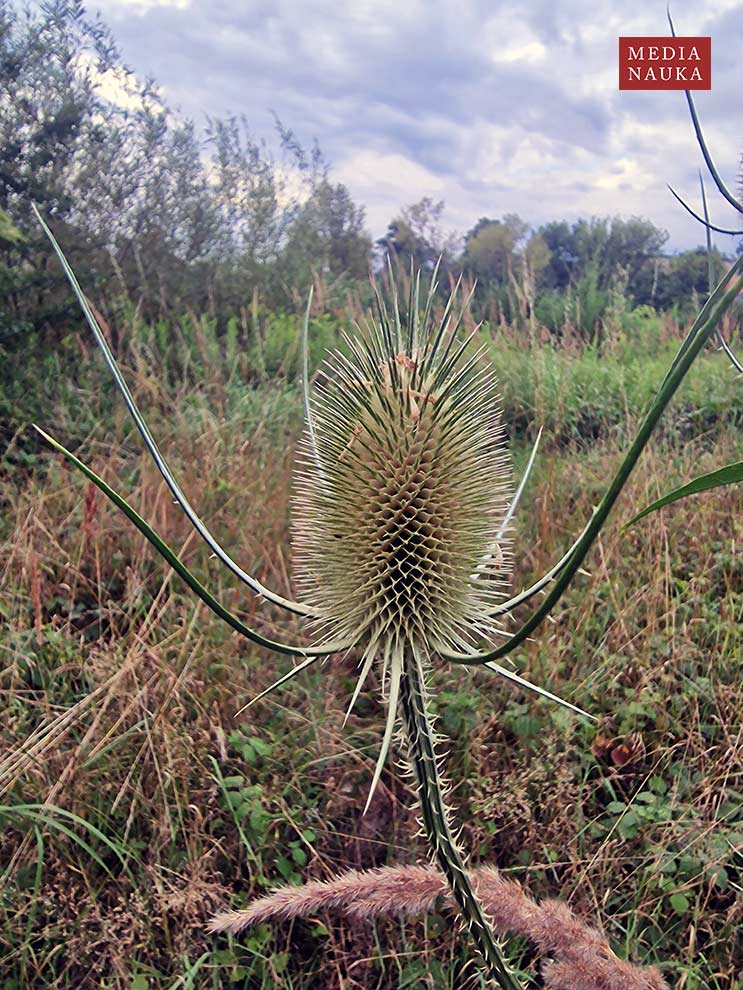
[293, 280, 513, 662]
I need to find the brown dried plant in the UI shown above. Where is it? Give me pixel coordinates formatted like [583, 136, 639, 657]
[208, 863, 668, 990]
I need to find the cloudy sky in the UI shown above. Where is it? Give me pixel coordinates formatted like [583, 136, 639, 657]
[90, 0, 743, 251]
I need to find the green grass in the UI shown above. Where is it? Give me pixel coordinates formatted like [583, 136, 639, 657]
[0, 314, 741, 988]
[492, 337, 743, 446]
[4, 309, 742, 461]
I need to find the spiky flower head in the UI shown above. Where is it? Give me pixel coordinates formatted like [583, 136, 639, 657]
[293, 275, 512, 660]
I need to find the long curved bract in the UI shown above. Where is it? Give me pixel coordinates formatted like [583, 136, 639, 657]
[440, 256, 743, 665]
[698, 174, 743, 374]
[667, 9, 743, 373]
[483, 661, 594, 720]
[33, 205, 313, 618]
[667, 9, 742, 218]
[667, 184, 743, 238]
[35, 427, 352, 659]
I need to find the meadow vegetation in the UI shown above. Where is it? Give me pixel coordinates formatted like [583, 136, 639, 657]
[2, 1, 743, 986]
[1, 0, 735, 354]
[1, 295, 742, 988]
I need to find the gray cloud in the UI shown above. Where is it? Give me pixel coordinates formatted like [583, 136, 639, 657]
[92, 0, 743, 250]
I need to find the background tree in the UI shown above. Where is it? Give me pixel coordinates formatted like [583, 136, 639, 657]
[0, 0, 371, 336]
[537, 216, 667, 298]
[0, 0, 721, 355]
[462, 215, 529, 285]
[281, 180, 371, 289]
[523, 231, 551, 284]
[0, 0, 136, 335]
[378, 197, 457, 273]
[653, 248, 725, 311]
[537, 220, 578, 290]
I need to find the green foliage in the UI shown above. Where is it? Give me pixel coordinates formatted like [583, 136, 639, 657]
[0, 1, 371, 344]
[631, 248, 727, 316]
[567, 261, 608, 344]
[246, 310, 342, 380]
[462, 214, 529, 284]
[282, 180, 372, 285]
[489, 337, 743, 446]
[619, 304, 665, 348]
[378, 197, 457, 273]
[532, 288, 567, 333]
[0, 208, 22, 245]
[538, 216, 669, 294]
[1, 0, 732, 382]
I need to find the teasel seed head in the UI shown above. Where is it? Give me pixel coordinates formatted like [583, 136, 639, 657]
[293, 285, 513, 658]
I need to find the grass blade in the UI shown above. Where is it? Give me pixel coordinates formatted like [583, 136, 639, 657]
[624, 460, 743, 528]
[0, 804, 135, 883]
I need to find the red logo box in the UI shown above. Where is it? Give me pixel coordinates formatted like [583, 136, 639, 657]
[619, 37, 711, 90]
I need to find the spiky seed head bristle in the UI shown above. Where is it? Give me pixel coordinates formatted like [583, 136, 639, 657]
[292, 279, 512, 657]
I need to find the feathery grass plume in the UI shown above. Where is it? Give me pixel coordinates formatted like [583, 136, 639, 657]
[207, 863, 668, 990]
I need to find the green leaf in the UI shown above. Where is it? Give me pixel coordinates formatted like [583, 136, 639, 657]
[275, 856, 294, 879]
[0, 207, 23, 245]
[222, 776, 245, 789]
[617, 812, 639, 839]
[272, 952, 289, 975]
[625, 460, 743, 528]
[669, 892, 690, 915]
[249, 737, 271, 757]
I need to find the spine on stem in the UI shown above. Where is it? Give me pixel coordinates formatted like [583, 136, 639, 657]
[399, 645, 522, 990]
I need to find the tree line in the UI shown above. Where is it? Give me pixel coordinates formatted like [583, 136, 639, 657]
[0, 0, 735, 352]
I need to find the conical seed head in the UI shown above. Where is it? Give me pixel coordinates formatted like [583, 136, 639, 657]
[293, 294, 512, 656]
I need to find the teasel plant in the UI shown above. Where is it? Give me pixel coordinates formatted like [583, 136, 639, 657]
[31, 184, 743, 985]
[30, 56, 743, 972]
[22, 13, 743, 978]
[31, 197, 743, 985]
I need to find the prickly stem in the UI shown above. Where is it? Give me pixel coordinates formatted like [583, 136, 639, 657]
[400, 645, 522, 990]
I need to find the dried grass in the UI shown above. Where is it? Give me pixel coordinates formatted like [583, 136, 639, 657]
[208, 863, 668, 990]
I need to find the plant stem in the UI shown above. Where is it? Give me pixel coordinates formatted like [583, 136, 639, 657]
[399, 646, 522, 990]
